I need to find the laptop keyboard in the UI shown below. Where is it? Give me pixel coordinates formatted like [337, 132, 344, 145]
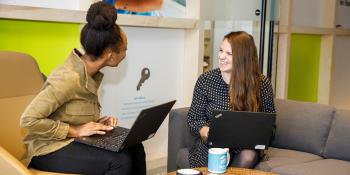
[101, 127, 129, 150]
[76, 126, 130, 151]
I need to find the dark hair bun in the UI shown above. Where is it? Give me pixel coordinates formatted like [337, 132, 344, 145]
[86, 2, 117, 30]
[81, 2, 122, 59]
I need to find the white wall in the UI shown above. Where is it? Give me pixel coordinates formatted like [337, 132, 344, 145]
[200, 0, 260, 21]
[330, 36, 350, 109]
[336, 0, 350, 29]
[100, 27, 185, 161]
[292, 0, 324, 27]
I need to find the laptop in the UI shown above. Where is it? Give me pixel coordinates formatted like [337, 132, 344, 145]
[75, 100, 176, 152]
[207, 110, 276, 150]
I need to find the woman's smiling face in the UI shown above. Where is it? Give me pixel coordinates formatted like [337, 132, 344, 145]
[218, 39, 233, 74]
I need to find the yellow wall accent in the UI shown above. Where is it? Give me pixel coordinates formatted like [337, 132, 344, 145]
[288, 34, 321, 102]
[0, 19, 80, 75]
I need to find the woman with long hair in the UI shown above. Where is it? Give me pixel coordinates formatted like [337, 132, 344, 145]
[187, 31, 275, 168]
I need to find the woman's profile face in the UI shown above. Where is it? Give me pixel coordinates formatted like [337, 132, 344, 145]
[218, 39, 233, 74]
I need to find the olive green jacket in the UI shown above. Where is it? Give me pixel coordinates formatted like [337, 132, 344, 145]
[20, 49, 104, 166]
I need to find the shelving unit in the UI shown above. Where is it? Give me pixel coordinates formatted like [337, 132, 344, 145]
[275, 0, 350, 107]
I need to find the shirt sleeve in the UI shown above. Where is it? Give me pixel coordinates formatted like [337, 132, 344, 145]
[20, 71, 78, 140]
[187, 75, 209, 137]
[260, 76, 276, 145]
[261, 76, 276, 113]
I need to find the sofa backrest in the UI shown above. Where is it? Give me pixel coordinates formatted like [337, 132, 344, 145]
[323, 109, 350, 161]
[0, 51, 44, 160]
[271, 99, 335, 156]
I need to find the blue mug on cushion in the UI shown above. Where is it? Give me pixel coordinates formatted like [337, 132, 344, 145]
[208, 148, 230, 173]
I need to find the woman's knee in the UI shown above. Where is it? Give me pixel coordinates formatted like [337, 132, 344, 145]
[231, 149, 259, 168]
[239, 149, 258, 162]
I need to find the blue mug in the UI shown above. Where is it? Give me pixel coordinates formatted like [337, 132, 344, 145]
[208, 148, 230, 173]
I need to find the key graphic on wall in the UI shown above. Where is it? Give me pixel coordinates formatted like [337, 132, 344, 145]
[137, 67, 150, 91]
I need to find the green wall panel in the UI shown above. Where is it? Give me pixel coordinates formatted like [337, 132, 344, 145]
[0, 19, 80, 75]
[288, 34, 321, 102]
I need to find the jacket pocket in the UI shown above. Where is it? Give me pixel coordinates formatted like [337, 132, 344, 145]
[65, 101, 95, 116]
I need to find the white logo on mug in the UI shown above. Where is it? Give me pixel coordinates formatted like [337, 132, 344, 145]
[208, 148, 230, 174]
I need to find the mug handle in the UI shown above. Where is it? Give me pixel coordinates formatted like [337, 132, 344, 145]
[225, 148, 230, 167]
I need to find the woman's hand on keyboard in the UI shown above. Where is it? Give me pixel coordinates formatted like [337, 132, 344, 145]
[98, 116, 118, 128]
[68, 122, 114, 137]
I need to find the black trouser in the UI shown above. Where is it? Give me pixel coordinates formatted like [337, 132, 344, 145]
[30, 142, 146, 175]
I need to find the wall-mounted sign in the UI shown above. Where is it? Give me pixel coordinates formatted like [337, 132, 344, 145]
[99, 26, 184, 160]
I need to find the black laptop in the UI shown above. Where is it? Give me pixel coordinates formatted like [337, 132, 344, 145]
[75, 100, 176, 152]
[207, 110, 276, 150]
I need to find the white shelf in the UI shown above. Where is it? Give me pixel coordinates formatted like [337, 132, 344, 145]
[0, 4, 198, 29]
[335, 29, 350, 36]
[288, 26, 350, 36]
[291, 26, 333, 35]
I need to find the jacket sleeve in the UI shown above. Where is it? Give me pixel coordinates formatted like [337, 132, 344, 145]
[20, 71, 78, 140]
[187, 75, 209, 137]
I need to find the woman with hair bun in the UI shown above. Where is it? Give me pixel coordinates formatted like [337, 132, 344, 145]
[20, 2, 146, 174]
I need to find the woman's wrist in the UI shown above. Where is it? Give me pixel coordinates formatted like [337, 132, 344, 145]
[68, 125, 79, 138]
[199, 126, 209, 142]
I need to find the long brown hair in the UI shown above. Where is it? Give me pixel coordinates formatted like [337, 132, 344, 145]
[224, 31, 261, 112]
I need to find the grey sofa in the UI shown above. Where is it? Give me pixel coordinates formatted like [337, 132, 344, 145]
[167, 99, 350, 175]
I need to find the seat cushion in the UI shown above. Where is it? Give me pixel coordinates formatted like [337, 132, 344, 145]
[176, 148, 190, 169]
[324, 109, 350, 161]
[256, 147, 323, 171]
[272, 99, 334, 156]
[271, 159, 350, 175]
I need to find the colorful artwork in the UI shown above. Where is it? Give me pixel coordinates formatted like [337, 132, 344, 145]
[103, 0, 164, 16]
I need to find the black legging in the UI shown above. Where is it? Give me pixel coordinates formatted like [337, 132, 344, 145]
[30, 142, 146, 175]
[229, 149, 260, 168]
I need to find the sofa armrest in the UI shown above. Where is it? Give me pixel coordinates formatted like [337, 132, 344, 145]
[0, 145, 32, 175]
[167, 107, 195, 172]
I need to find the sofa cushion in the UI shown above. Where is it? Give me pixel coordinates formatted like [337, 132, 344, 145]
[272, 99, 334, 156]
[176, 148, 190, 169]
[256, 147, 322, 171]
[271, 159, 350, 175]
[168, 107, 194, 172]
[324, 109, 350, 161]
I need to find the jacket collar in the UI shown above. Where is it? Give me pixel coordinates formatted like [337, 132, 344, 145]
[65, 49, 104, 96]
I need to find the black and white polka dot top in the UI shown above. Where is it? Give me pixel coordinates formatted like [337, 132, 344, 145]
[187, 68, 275, 167]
